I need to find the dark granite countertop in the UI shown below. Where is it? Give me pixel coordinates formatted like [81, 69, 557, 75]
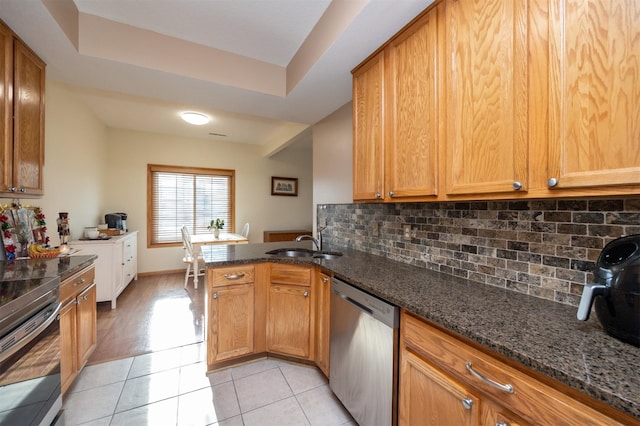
[0, 255, 97, 283]
[202, 241, 640, 420]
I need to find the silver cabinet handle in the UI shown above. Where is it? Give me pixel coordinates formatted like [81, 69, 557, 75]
[322, 277, 329, 283]
[465, 362, 514, 394]
[213, 292, 218, 299]
[512, 181, 522, 190]
[547, 177, 558, 187]
[19, 188, 26, 193]
[461, 398, 473, 410]
[303, 290, 309, 297]
[388, 191, 395, 197]
[375, 193, 382, 199]
[223, 273, 245, 280]
[496, 423, 508, 426]
[74, 277, 86, 286]
[8, 187, 16, 192]
[81, 295, 88, 301]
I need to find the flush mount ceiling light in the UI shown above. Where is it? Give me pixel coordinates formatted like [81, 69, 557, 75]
[180, 112, 210, 125]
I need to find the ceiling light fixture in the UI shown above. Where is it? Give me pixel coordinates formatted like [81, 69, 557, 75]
[180, 112, 210, 125]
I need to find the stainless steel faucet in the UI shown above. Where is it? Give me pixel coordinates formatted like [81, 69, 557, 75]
[296, 234, 319, 250]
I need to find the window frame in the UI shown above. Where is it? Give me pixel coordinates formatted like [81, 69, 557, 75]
[147, 164, 236, 248]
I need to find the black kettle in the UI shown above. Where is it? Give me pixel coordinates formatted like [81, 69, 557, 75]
[577, 234, 640, 346]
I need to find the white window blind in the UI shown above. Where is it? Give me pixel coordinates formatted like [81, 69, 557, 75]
[149, 165, 234, 245]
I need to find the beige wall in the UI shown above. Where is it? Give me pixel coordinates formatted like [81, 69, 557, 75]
[312, 101, 353, 233]
[105, 128, 313, 273]
[0, 82, 109, 245]
[12, 81, 312, 273]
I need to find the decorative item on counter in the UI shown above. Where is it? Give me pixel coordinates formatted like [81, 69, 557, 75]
[57, 212, 70, 246]
[207, 218, 224, 238]
[0, 202, 50, 259]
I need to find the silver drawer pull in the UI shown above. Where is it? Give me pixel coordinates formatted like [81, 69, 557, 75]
[303, 290, 309, 297]
[74, 278, 86, 286]
[213, 292, 218, 299]
[461, 398, 473, 410]
[223, 273, 245, 280]
[465, 362, 514, 394]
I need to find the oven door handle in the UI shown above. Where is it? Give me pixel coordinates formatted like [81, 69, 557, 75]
[0, 302, 61, 364]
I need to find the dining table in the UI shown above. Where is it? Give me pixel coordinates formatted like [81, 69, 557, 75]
[189, 232, 248, 287]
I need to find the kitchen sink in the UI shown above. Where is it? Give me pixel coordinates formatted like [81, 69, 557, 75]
[312, 252, 342, 260]
[266, 248, 315, 257]
[265, 248, 343, 260]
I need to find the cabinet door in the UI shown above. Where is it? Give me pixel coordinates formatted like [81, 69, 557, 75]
[122, 234, 137, 286]
[353, 51, 385, 201]
[76, 283, 97, 368]
[547, 0, 640, 190]
[267, 284, 311, 358]
[481, 400, 525, 426]
[12, 39, 45, 195]
[399, 348, 480, 426]
[314, 273, 331, 377]
[208, 284, 255, 363]
[445, 0, 528, 196]
[385, 4, 443, 200]
[59, 301, 77, 394]
[0, 24, 12, 193]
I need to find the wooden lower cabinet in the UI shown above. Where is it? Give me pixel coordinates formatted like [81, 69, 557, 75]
[207, 264, 257, 365]
[60, 264, 97, 394]
[399, 311, 630, 426]
[267, 264, 313, 359]
[314, 272, 331, 377]
[207, 263, 318, 369]
[208, 283, 254, 362]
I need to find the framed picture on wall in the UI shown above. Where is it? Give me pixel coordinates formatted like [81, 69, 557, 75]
[271, 176, 298, 196]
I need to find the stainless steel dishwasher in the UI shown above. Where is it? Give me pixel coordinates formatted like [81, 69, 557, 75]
[330, 277, 399, 426]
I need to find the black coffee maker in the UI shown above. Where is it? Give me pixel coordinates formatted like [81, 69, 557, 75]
[577, 234, 640, 346]
[105, 213, 127, 231]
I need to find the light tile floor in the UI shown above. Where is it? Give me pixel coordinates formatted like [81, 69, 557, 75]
[61, 342, 355, 426]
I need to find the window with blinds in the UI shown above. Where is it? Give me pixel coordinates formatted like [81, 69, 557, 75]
[148, 164, 235, 246]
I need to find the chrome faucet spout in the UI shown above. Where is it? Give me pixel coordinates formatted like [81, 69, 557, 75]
[296, 234, 319, 250]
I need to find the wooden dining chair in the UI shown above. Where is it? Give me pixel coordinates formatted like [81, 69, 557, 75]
[181, 225, 205, 289]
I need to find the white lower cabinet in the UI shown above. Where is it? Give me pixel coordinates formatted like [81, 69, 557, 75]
[70, 231, 138, 309]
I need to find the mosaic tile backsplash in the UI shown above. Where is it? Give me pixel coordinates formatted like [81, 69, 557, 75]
[318, 198, 640, 306]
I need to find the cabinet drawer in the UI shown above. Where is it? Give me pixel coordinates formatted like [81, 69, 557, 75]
[211, 265, 255, 287]
[402, 312, 624, 425]
[270, 264, 311, 286]
[60, 266, 95, 303]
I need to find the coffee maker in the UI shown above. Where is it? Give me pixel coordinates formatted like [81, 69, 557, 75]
[105, 212, 127, 231]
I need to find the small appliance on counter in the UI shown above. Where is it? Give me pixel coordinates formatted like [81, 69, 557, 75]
[105, 213, 127, 232]
[577, 234, 640, 346]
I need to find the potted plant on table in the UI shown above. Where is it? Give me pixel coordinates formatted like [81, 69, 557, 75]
[207, 218, 224, 238]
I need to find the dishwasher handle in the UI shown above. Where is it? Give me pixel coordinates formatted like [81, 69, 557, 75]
[331, 278, 399, 328]
[333, 290, 375, 316]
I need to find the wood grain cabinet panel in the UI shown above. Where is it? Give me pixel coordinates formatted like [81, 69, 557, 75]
[384, 3, 443, 200]
[0, 21, 45, 197]
[208, 283, 255, 363]
[267, 284, 312, 359]
[353, 51, 385, 201]
[60, 265, 97, 394]
[314, 272, 331, 377]
[445, 0, 529, 196]
[267, 264, 313, 359]
[547, 0, 640, 191]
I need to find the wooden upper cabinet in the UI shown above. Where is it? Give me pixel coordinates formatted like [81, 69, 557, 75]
[0, 21, 45, 197]
[445, 0, 529, 196]
[384, 4, 443, 200]
[353, 51, 384, 201]
[547, 0, 640, 190]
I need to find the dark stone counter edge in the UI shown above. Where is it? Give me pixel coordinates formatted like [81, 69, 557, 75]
[201, 242, 639, 421]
